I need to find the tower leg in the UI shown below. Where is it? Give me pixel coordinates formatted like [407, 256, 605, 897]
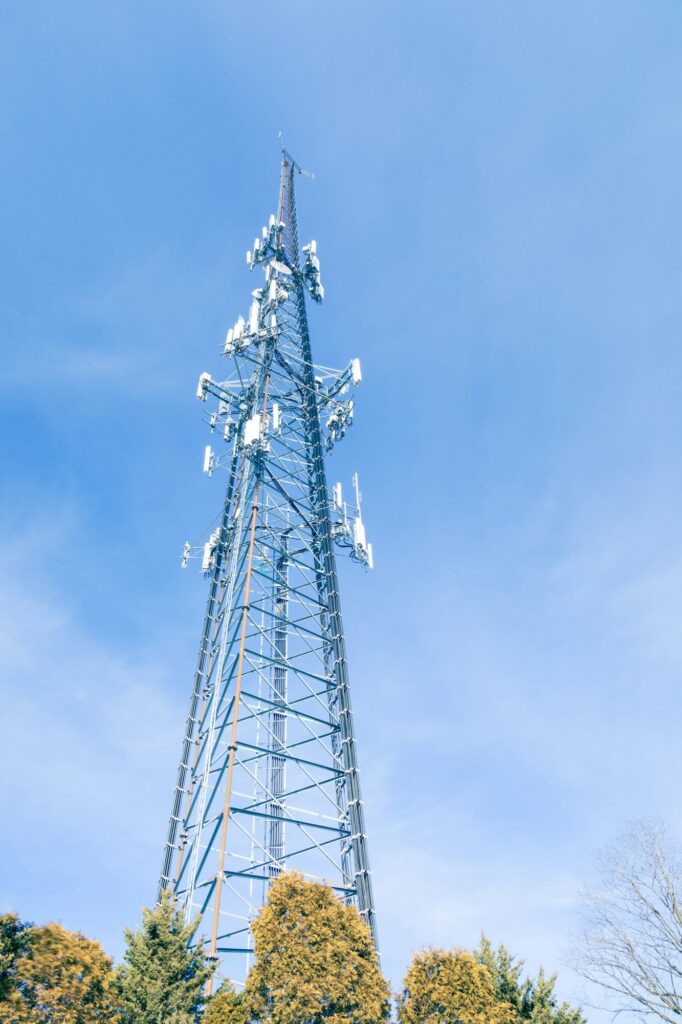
[267, 536, 288, 876]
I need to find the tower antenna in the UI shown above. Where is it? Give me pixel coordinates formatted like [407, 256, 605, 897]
[159, 153, 375, 991]
[278, 130, 315, 179]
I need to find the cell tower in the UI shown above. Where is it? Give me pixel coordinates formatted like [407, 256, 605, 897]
[159, 150, 377, 988]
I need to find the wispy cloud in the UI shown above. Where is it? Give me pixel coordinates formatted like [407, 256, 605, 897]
[1, 248, 231, 396]
[0, 514, 183, 951]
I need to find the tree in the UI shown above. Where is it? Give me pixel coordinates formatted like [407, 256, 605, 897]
[573, 819, 682, 1024]
[0, 922, 118, 1024]
[475, 936, 585, 1024]
[0, 914, 31, 1002]
[526, 970, 585, 1024]
[475, 937, 531, 1018]
[114, 891, 214, 1024]
[203, 981, 246, 1024]
[396, 947, 515, 1024]
[244, 872, 390, 1024]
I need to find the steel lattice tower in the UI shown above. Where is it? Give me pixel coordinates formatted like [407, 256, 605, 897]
[159, 151, 377, 988]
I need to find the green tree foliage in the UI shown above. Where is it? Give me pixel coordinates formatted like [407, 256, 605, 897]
[0, 914, 31, 1002]
[474, 937, 586, 1024]
[474, 937, 532, 1018]
[244, 872, 390, 1024]
[203, 981, 246, 1024]
[114, 891, 214, 1024]
[527, 970, 585, 1024]
[397, 947, 515, 1024]
[0, 921, 118, 1024]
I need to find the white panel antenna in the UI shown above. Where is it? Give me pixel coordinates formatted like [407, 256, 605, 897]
[196, 372, 211, 401]
[353, 517, 366, 551]
[243, 414, 261, 448]
[249, 299, 260, 335]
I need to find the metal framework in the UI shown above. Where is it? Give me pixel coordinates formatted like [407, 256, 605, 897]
[159, 151, 377, 989]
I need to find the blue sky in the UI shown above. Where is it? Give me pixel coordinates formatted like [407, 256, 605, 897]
[2, 0, 682, 1015]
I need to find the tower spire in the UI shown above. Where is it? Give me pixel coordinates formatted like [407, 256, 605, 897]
[160, 156, 377, 988]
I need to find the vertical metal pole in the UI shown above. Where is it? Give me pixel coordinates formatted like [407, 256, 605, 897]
[159, 451, 239, 897]
[206, 372, 272, 991]
[207, 483, 261, 992]
[267, 537, 288, 875]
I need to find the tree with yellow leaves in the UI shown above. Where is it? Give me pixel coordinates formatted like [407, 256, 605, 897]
[0, 914, 31, 1004]
[203, 981, 246, 1024]
[242, 872, 390, 1024]
[0, 921, 119, 1024]
[396, 948, 516, 1024]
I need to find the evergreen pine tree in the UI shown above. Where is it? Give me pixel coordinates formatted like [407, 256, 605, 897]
[475, 936, 532, 1017]
[526, 969, 585, 1024]
[473, 937, 586, 1024]
[114, 892, 214, 1024]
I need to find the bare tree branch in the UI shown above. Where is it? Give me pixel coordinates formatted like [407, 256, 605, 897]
[572, 820, 682, 1024]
